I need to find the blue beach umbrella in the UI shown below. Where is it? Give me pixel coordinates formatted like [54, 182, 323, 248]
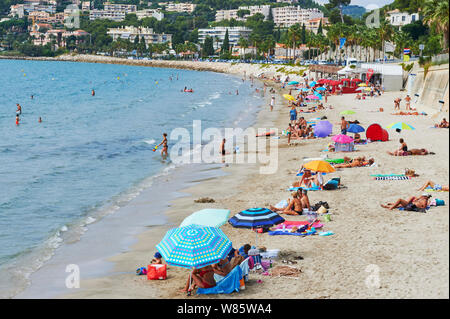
[302, 88, 310, 92]
[288, 81, 299, 85]
[314, 93, 323, 100]
[387, 122, 415, 131]
[309, 81, 316, 87]
[228, 208, 284, 229]
[180, 209, 230, 228]
[315, 87, 326, 91]
[156, 224, 232, 269]
[347, 124, 365, 133]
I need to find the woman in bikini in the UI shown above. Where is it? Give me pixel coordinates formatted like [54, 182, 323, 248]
[418, 181, 449, 192]
[381, 194, 431, 211]
[270, 192, 303, 216]
[181, 265, 216, 294]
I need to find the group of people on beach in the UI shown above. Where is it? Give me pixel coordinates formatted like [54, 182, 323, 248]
[14, 100, 42, 125]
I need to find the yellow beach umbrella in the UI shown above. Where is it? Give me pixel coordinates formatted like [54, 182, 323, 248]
[303, 160, 336, 173]
[364, 87, 372, 91]
[283, 94, 296, 101]
[358, 83, 367, 87]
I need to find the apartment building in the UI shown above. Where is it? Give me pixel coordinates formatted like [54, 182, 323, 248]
[198, 27, 252, 50]
[272, 7, 323, 27]
[385, 9, 420, 28]
[81, 1, 91, 11]
[305, 17, 330, 33]
[136, 9, 164, 21]
[159, 2, 196, 13]
[103, 2, 137, 13]
[215, 5, 271, 22]
[215, 9, 240, 22]
[107, 26, 172, 46]
[89, 3, 137, 21]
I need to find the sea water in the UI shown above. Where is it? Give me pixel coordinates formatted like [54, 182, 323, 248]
[0, 60, 263, 297]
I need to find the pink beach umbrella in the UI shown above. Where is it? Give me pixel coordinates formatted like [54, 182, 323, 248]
[332, 134, 354, 144]
[306, 95, 319, 100]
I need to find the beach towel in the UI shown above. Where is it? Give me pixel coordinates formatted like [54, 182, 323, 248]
[268, 229, 317, 236]
[374, 176, 411, 181]
[274, 200, 288, 209]
[276, 221, 323, 230]
[288, 186, 320, 192]
[371, 174, 406, 177]
[197, 266, 242, 295]
[270, 266, 301, 277]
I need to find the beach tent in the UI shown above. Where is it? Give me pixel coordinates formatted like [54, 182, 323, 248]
[332, 134, 354, 152]
[366, 124, 389, 142]
[180, 209, 230, 228]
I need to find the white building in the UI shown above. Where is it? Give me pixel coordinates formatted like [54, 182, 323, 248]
[81, 1, 91, 11]
[136, 9, 164, 21]
[272, 7, 323, 27]
[107, 26, 172, 46]
[103, 2, 137, 13]
[277, 0, 298, 3]
[9, 5, 25, 18]
[159, 2, 196, 13]
[89, 3, 136, 21]
[198, 27, 252, 50]
[215, 9, 240, 22]
[386, 9, 420, 28]
[215, 5, 271, 22]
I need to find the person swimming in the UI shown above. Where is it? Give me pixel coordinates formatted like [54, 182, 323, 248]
[38, 117, 42, 123]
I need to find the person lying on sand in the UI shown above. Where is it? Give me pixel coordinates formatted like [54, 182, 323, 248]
[334, 157, 374, 168]
[381, 194, 431, 211]
[418, 181, 449, 192]
[435, 118, 449, 128]
[387, 138, 408, 156]
[181, 265, 216, 294]
[407, 148, 435, 156]
[270, 192, 303, 216]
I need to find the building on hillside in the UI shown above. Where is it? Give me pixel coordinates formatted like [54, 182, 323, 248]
[231, 45, 257, 57]
[215, 9, 240, 22]
[136, 9, 164, 21]
[239, 5, 271, 20]
[305, 17, 329, 34]
[28, 10, 64, 24]
[81, 1, 91, 11]
[277, 0, 299, 3]
[31, 29, 89, 47]
[103, 2, 137, 12]
[107, 26, 172, 46]
[9, 5, 25, 18]
[385, 9, 420, 28]
[272, 7, 323, 28]
[198, 27, 252, 50]
[158, 2, 196, 13]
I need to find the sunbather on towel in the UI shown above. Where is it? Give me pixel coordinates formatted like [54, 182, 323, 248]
[334, 157, 374, 168]
[418, 180, 449, 192]
[435, 118, 449, 128]
[270, 192, 303, 215]
[298, 189, 311, 210]
[381, 194, 431, 211]
[181, 265, 216, 293]
[212, 258, 234, 278]
[407, 148, 435, 156]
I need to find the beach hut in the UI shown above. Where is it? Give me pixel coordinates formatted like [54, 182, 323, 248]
[366, 124, 389, 142]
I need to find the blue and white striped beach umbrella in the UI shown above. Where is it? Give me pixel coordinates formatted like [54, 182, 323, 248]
[228, 208, 285, 229]
[156, 224, 232, 269]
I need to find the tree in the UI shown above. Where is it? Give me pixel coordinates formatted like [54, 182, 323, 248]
[237, 9, 250, 18]
[237, 36, 249, 60]
[422, 0, 449, 51]
[202, 36, 214, 57]
[221, 28, 229, 53]
[317, 19, 323, 35]
[325, 0, 351, 24]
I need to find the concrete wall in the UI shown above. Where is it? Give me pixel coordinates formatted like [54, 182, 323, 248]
[410, 64, 449, 113]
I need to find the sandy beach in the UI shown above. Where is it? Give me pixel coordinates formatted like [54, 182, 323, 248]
[50, 58, 450, 299]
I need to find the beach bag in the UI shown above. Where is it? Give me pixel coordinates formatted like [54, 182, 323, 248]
[147, 264, 167, 280]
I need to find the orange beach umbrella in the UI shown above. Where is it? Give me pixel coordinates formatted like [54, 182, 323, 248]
[303, 160, 336, 173]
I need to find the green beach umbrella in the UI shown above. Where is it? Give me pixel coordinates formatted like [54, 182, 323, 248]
[340, 110, 355, 115]
[387, 122, 415, 130]
[180, 209, 230, 228]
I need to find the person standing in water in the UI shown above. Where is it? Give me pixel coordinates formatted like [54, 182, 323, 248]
[38, 117, 42, 123]
[16, 103, 22, 115]
[270, 96, 275, 112]
[220, 138, 226, 156]
[92, 89, 95, 96]
[155, 133, 168, 157]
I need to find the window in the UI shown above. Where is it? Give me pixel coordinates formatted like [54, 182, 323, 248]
[412, 15, 416, 22]
[402, 16, 405, 21]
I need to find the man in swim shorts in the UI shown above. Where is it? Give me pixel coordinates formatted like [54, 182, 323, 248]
[341, 117, 349, 135]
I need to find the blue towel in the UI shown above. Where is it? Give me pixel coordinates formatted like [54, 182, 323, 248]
[288, 186, 320, 191]
[197, 266, 242, 295]
[268, 230, 316, 236]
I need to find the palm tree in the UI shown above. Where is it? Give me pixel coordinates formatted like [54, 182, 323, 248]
[422, 0, 449, 51]
[394, 30, 412, 59]
[237, 36, 249, 60]
[288, 24, 302, 62]
[377, 21, 394, 61]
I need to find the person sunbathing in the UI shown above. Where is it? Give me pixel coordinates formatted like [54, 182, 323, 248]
[381, 194, 431, 212]
[387, 138, 408, 156]
[270, 192, 303, 216]
[354, 133, 363, 144]
[181, 265, 216, 294]
[334, 158, 374, 168]
[407, 148, 435, 156]
[418, 180, 449, 192]
[212, 258, 233, 278]
[435, 118, 449, 128]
